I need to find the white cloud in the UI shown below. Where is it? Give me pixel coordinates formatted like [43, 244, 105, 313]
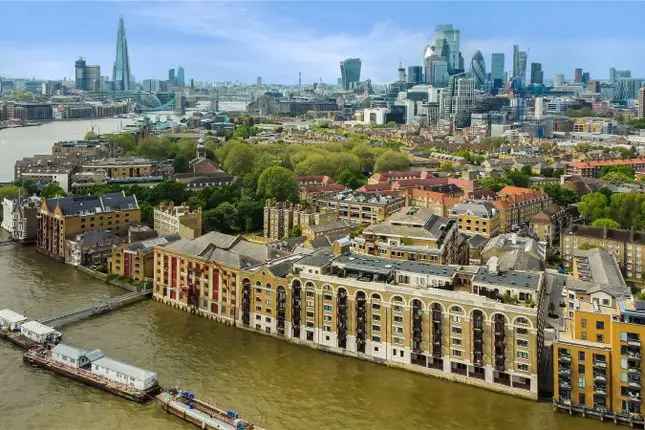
[134, 3, 430, 83]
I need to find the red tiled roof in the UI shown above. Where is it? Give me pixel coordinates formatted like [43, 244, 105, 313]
[569, 157, 645, 169]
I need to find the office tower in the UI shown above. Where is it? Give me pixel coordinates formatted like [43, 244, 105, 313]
[512, 45, 527, 85]
[176, 66, 185, 87]
[639, 87, 645, 119]
[407, 66, 423, 84]
[587, 80, 601, 93]
[431, 25, 461, 74]
[470, 50, 486, 89]
[441, 73, 474, 127]
[582, 72, 590, 84]
[615, 79, 643, 102]
[491, 53, 505, 89]
[112, 17, 132, 91]
[340, 58, 361, 90]
[424, 45, 449, 87]
[574, 68, 583, 83]
[398, 63, 406, 82]
[553, 73, 565, 87]
[168, 68, 176, 85]
[256, 76, 262, 86]
[74, 58, 101, 91]
[530, 63, 544, 85]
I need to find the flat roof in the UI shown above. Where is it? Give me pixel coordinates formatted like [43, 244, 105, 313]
[0, 309, 27, 323]
[93, 356, 157, 381]
[21, 320, 57, 335]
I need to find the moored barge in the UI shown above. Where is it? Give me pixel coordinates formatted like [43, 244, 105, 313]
[157, 389, 263, 430]
[24, 346, 161, 403]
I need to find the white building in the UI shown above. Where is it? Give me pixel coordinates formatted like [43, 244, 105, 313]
[51, 343, 104, 369]
[91, 357, 158, 390]
[20, 321, 62, 344]
[0, 309, 27, 331]
[362, 108, 388, 126]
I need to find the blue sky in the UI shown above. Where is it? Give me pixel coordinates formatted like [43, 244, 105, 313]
[1, 1, 644, 84]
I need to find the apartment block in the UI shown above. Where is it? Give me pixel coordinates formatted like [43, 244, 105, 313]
[152, 244, 548, 399]
[110, 234, 179, 283]
[494, 186, 552, 233]
[553, 249, 645, 423]
[313, 191, 405, 225]
[351, 206, 468, 265]
[37, 191, 140, 261]
[450, 200, 500, 239]
[153, 202, 202, 240]
[561, 225, 645, 286]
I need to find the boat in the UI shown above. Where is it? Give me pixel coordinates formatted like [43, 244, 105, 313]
[157, 389, 264, 430]
[24, 346, 161, 403]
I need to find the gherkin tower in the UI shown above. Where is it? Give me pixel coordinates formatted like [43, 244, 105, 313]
[112, 17, 131, 91]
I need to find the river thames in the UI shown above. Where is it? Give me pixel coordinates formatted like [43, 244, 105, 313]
[0, 238, 610, 430]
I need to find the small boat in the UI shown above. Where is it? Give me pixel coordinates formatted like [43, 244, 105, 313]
[157, 389, 263, 430]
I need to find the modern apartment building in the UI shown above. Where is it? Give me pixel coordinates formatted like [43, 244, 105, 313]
[37, 192, 140, 261]
[81, 157, 156, 179]
[553, 249, 645, 423]
[153, 202, 202, 240]
[351, 206, 468, 265]
[561, 225, 645, 286]
[152, 244, 547, 399]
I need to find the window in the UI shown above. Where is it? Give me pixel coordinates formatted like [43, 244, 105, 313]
[517, 351, 529, 360]
[596, 321, 605, 330]
[578, 351, 585, 361]
[580, 318, 587, 328]
[517, 339, 529, 348]
[596, 334, 604, 343]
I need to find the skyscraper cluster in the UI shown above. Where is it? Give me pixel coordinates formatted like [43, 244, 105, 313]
[512, 45, 528, 87]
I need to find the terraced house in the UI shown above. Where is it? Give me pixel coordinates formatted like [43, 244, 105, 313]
[152, 231, 548, 399]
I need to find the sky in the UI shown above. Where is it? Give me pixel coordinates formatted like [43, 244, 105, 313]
[1, 1, 644, 85]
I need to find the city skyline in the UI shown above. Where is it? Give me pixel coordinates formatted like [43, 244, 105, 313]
[1, 2, 645, 84]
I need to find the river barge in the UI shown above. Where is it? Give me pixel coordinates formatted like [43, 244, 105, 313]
[157, 389, 263, 430]
[24, 346, 160, 403]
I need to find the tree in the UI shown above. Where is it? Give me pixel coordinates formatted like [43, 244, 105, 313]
[40, 182, 65, 198]
[479, 176, 506, 192]
[222, 142, 256, 177]
[337, 169, 366, 189]
[373, 151, 409, 173]
[505, 169, 530, 188]
[204, 202, 238, 233]
[542, 184, 580, 206]
[256, 166, 299, 202]
[601, 171, 634, 184]
[578, 192, 609, 222]
[592, 218, 621, 229]
[0, 184, 23, 201]
[146, 181, 188, 206]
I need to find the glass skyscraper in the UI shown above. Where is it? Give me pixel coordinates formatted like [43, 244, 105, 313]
[112, 17, 132, 92]
[470, 50, 486, 89]
[491, 53, 505, 89]
[340, 58, 361, 90]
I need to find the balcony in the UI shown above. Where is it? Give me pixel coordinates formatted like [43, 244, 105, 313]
[558, 355, 572, 364]
[558, 368, 571, 376]
[594, 374, 607, 383]
[593, 360, 607, 369]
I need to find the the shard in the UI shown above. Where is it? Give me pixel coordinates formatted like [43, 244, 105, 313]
[112, 17, 131, 91]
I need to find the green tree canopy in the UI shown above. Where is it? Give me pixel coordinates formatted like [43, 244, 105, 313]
[578, 192, 609, 222]
[222, 142, 256, 177]
[373, 150, 410, 173]
[592, 218, 621, 229]
[256, 166, 299, 202]
[40, 182, 66, 198]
